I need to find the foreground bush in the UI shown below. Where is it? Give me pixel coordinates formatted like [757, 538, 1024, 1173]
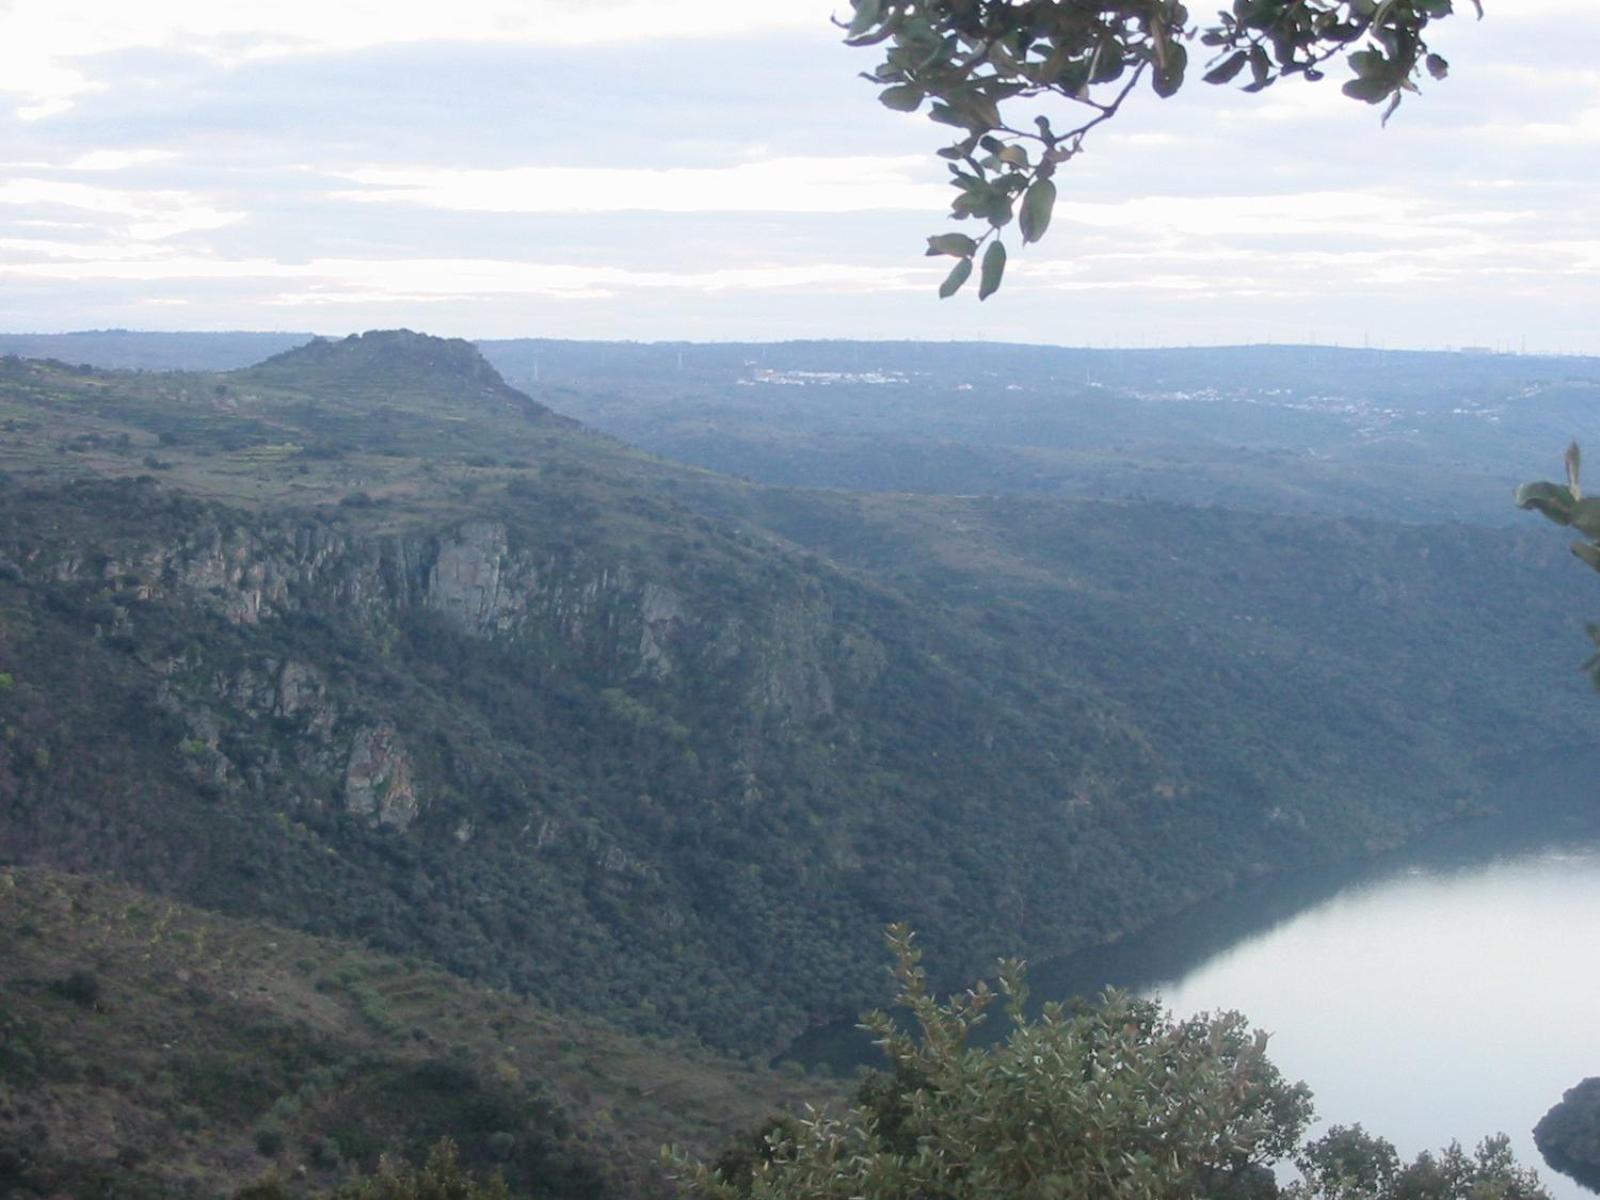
[239, 1141, 508, 1200]
[1534, 1077, 1600, 1194]
[672, 927, 1549, 1200]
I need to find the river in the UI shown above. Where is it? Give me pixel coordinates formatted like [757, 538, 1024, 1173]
[780, 751, 1600, 1197]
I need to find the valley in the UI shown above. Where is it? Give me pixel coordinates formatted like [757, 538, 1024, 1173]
[1, 330, 1597, 1195]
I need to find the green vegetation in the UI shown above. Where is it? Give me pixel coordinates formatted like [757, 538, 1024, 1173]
[476, 339, 1600, 526]
[1, 332, 1597, 1061]
[1534, 1078, 1600, 1194]
[673, 929, 1547, 1200]
[0, 331, 1591, 1200]
[0, 330, 311, 372]
[1296, 1127, 1549, 1200]
[0, 867, 823, 1198]
[241, 1140, 510, 1200]
[1517, 444, 1600, 682]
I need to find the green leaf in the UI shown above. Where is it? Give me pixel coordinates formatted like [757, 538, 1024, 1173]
[879, 84, 923, 112]
[977, 240, 1007, 301]
[966, 91, 1003, 130]
[1573, 541, 1600, 573]
[1425, 53, 1449, 81]
[846, 0, 882, 38]
[1514, 481, 1577, 524]
[1569, 497, 1600, 540]
[1203, 51, 1250, 85]
[1348, 49, 1387, 77]
[1152, 41, 1188, 98]
[1342, 75, 1395, 104]
[1018, 178, 1057, 245]
[938, 257, 973, 299]
[926, 233, 978, 258]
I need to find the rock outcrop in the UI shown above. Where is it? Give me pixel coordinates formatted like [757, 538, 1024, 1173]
[344, 723, 421, 830]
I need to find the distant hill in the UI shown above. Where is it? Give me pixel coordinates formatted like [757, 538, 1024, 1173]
[8, 331, 1597, 524]
[245, 331, 550, 421]
[477, 338, 1600, 524]
[0, 329, 313, 371]
[1, 330, 1596, 1063]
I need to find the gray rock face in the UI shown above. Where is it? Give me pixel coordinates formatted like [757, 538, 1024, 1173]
[31, 513, 859, 721]
[638, 582, 687, 678]
[344, 722, 421, 830]
[754, 598, 836, 721]
[13, 508, 871, 844]
[426, 520, 520, 635]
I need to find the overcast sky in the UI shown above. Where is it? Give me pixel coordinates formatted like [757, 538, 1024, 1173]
[1, 1, 1595, 351]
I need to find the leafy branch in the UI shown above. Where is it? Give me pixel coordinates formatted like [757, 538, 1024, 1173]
[1516, 443, 1600, 685]
[843, 0, 1483, 299]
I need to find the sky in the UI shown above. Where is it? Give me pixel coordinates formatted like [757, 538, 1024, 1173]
[1, 0, 1596, 351]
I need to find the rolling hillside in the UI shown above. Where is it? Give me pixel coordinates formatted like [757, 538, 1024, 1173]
[1, 331, 1595, 1063]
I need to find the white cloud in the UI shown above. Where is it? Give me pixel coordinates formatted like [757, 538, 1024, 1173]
[0, 246, 927, 301]
[1, 0, 1597, 348]
[0, 178, 243, 240]
[67, 149, 180, 171]
[1480, 107, 1600, 145]
[0, 0, 832, 117]
[332, 156, 944, 214]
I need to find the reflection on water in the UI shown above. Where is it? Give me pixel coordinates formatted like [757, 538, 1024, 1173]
[1155, 840, 1600, 1200]
[779, 751, 1600, 1198]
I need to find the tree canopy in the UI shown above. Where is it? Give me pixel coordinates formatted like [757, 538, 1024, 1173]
[1533, 1077, 1600, 1195]
[670, 928, 1548, 1200]
[844, 0, 1483, 298]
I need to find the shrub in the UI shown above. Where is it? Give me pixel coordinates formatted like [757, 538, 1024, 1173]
[673, 927, 1548, 1200]
[330, 1139, 509, 1200]
[310, 1135, 344, 1169]
[50, 969, 102, 1009]
[255, 1122, 286, 1158]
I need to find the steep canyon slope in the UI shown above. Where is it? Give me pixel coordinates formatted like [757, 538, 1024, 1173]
[0, 331, 1594, 1055]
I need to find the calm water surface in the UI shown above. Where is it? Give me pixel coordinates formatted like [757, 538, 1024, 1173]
[1148, 835, 1600, 1198]
[786, 756, 1600, 1197]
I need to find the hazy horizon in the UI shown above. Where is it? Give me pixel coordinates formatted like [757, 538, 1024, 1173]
[6, 328, 1600, 363]
[3, 1, 1597, 353]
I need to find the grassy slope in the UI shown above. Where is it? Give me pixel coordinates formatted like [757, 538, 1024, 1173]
[0, 866, 827, 1199]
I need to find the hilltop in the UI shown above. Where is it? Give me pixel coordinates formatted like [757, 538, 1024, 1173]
[243, 331, 551, 422]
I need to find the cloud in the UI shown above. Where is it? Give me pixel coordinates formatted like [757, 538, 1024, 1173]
[0, 1, 1597, 350]
[331, 156, 944, 215]
[0, 0, 833, 118]
[0, 245, 928, 302]
[67, 148, 180, 171]
[0, 178, 243, 240]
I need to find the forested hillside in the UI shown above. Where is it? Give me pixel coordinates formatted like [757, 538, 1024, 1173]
[0, 866, 824, 1197]
[1, 331, 1595, 1065]
[479, 339, 1600, 524]
[13, 331, 1597, 524]
[0, 331, 311, 372]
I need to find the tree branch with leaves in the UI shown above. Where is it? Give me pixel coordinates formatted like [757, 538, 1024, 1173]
[844, 0, 1483, 298]
[1516, 443, 1600, 685]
